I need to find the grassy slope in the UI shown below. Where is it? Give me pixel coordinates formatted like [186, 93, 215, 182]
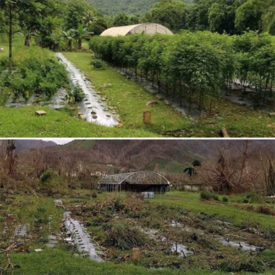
[64, 52, 275, 137]
[0, 106, 155, 137]
[154, 192, 275, 230]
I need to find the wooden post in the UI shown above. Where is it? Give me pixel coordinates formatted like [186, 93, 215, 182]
[143, 110, 151, 124]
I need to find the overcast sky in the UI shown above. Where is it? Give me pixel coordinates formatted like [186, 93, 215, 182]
[42, 139, 74, 145]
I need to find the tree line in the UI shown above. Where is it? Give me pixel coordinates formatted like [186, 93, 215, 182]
[90, 31, 274, 112]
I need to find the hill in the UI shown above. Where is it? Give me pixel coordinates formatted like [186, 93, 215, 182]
[18, 140, 275, 174]
[88, 0, 193, 15]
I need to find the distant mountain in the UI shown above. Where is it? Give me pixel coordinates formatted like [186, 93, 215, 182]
[0, 140, 57, 153]
[36, 140, 275, 173]
[88, 0, 193, 15]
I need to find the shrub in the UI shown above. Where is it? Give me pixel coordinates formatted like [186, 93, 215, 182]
[39, 170, 68, 196]
[91, 191, 97, 198]
[103, 220, 147, 250]
[0, 48, 68, 99]
[71, 84, 85, 102]
[222, 197, 228, 203]
[91, 58, 105, 70]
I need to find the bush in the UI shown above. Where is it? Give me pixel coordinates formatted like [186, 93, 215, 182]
[222, 197, 228, 203]
[0, 47, 68, 99]
[71, 84, 85, 102]
[39, 170, 68, 196]
[91, 191, 97, 198]
[103, 220, 147, 250]
[91, 58, 105, 70]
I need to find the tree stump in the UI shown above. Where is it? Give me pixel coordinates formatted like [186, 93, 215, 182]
[143, 110, 151, 124]
[131, 248, 141, 261]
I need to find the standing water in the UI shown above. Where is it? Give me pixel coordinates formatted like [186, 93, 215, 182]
[56, 53, 118, 127]
[64, 211, 103, 262]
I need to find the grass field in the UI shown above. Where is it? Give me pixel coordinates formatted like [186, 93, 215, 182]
[154, 192, 275, 230]
[0, 106, 155, 137]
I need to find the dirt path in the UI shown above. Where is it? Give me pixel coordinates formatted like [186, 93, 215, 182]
[56, 53, 118, 127]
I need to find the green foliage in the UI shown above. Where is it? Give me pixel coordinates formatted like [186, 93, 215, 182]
[70, 85, 85, 102]
[88, 0, 193, 15]
[91, 58, 105, 69]
[145, 0, 187, 31]
[39, 170, 68, 196]
[0, 47, 68, 99]
[90, 31, 274, 111]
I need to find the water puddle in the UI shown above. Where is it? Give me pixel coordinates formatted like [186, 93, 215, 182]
[64, 211, 103, 262]
[220, 238, 264, 252]
[171, 243, 194, 257]
[14, 224, 29, 238]
[56, 53, 118, 127]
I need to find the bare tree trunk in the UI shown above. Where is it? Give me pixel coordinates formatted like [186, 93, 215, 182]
[8, 2, 13, 72]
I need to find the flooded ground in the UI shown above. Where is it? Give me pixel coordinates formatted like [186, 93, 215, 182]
[56, 53, 118, 127]
[64, 211, 103, 262]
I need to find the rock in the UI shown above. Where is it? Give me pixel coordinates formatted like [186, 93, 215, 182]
[35, 248, 43, 252]
[0, 48, 4, 52]
[35, 110, 47, 116]
[146, 101, 158, 107]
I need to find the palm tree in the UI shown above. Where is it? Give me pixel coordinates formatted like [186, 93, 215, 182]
[63, 29, 74, 51]
[72, 24, 93, 50]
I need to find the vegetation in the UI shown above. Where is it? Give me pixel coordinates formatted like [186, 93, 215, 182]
[0, 106, 156, 137]
[90, 31, 274, 112]
[64, 51, 275, 137]
[0, 46, 68, 100]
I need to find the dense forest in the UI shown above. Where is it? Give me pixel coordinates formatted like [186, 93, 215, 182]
[88, 0, 193, 15]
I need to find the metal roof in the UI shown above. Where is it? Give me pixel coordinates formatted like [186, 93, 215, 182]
[100, 23, 173, 37]
[98, 171, 170, 186]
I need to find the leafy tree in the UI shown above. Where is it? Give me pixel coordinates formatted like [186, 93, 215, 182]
[63, 29, 75, 51]
[145, 0, 187, 31]
[235, 0, 269, 32]
[208, 2, 235, 34]
[73, 24, 93, 49]
[64, 0, 96, 30]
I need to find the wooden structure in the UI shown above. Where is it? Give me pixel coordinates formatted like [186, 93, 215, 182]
[98, 171, 170, 193]
[101, 23, 173, 37]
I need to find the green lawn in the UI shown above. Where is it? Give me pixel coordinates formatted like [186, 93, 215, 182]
[0, 106, 155, 137]
[64, 51, 275, 137]
[154, 192, 275, 230]
[7, 249, 256, 275]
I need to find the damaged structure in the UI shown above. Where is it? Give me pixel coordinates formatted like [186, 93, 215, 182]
[100, 23, 173, 37]
[98, 171, 170, 193]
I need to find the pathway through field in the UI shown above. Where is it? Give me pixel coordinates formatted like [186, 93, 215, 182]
[56, 53, 118, 127]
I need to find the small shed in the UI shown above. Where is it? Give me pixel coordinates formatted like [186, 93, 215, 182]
[98, 171, 170, 193]
[100, 23, 173, 37]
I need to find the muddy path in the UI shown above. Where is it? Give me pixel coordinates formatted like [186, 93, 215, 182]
[56, 53, 118, 127]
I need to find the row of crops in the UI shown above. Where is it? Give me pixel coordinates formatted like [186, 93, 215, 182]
[90, 31, 274, 113]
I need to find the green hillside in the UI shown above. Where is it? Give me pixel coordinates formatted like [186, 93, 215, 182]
[88, 0, 193, 15]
